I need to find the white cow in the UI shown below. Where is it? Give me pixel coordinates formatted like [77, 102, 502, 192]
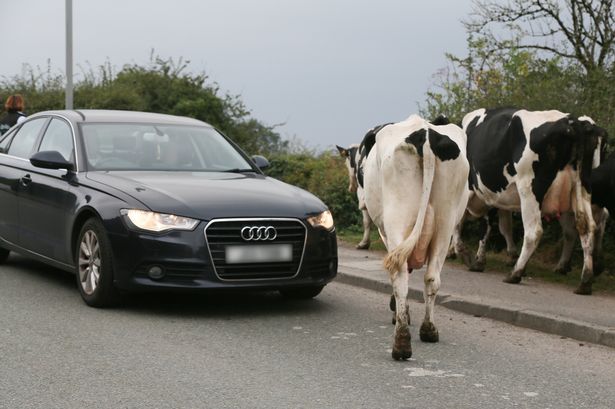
[362, 114, 469, 360]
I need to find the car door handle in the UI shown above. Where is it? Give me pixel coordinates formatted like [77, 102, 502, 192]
[20, 174, 32, 187]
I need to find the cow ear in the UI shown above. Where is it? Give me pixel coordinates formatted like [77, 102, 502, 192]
[336, 145, 348, 157]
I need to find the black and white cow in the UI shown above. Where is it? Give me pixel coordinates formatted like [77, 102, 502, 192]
[362, 114, 469, 360]
[456, 108, 606, 294]
[556, 151, 614, 276]
[336, 124, 391, 249]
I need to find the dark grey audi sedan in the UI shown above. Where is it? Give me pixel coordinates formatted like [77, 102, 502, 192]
[0, 110, 337, 307]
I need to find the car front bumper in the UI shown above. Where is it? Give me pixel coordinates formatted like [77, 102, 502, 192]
[107, 218, 337, 292]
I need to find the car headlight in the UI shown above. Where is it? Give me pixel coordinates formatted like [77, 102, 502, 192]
[120, 209, 199, 232]
[307, 210, 334, 231]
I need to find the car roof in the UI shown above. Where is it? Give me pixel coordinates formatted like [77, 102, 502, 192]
[30, 109, 211, 127]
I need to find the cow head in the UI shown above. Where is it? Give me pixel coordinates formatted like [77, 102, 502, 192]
[568, 116, 609, 192]
[336, 144, 359, 193]
[576, 116, 608, 167]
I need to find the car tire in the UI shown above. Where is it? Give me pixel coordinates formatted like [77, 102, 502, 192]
[279, 285, 325, 300]
[75, 218, 120, 308]
[0, 247, 9, 264]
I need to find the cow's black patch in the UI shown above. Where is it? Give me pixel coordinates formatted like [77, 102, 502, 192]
[357, 123, 392, 187]
[405, 128, 426, 157]
[528, 118, 575, 204]
[428, 129, 460, 161]
[430, 114, 450, 126]
[466, 108, 522, 193]
[591, 152, 615, 215]
[348, 146, 358, 170]
[359, 123, 392, 159]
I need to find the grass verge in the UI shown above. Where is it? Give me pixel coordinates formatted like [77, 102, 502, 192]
[337, 227, 615, 295]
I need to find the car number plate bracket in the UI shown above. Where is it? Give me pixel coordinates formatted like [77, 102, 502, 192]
[225, 244, 293, 264]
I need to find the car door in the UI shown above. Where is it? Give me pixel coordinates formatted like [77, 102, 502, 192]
[17, 117, 79, 264]
[0, 118, 49, 247]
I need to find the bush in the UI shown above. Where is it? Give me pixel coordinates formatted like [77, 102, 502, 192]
[265, 152, 361, 229]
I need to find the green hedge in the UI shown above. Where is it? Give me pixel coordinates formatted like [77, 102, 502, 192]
[265, 152, 361, 229]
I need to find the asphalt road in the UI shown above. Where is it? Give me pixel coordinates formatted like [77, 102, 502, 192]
[1, 255, 614, 409]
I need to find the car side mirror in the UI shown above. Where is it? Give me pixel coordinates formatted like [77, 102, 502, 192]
[251, 155, 270, 170]
[30, 150, 75, 171]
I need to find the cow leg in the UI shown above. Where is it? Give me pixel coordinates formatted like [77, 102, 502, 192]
[573, 195, 596, 295]
[356, 209, 372, 249]
[504, 195, 543, 284]
[469, 214, 491, 272]
[498, 209, 518, 266]
[554, 212, 576, 275]
[575, 231, 595, 295]
[592, 206, 608, 277]
[391, 265, 412, 360]
[451, 212, 474, 267]
[420, 257, 443, 343]
[389, 284, 411, 326]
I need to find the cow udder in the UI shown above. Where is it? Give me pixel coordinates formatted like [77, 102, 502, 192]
[542, 166, 573, 218]
[407, 204, 435, 269]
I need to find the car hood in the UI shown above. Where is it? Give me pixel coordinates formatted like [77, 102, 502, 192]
[85, 171, 327, 220]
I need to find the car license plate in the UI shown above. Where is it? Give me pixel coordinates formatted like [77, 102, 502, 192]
[225, 244, 293, 264]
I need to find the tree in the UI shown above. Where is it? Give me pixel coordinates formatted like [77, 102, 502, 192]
[466, 0, 615, 73]
[0, 57, 287, 155]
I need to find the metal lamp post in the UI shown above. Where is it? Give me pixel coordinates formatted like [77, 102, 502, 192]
[65, 0, 73, 110]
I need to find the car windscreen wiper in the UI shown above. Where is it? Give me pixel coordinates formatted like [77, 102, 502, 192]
[221, 168, 258, 173]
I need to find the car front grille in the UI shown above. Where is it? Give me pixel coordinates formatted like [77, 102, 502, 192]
[204, 218, 307, 280]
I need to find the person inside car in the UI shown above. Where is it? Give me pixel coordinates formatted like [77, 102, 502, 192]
[0, 94, 27, 135]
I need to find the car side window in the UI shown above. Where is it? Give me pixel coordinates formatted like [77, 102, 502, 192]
[7, 118, 48, 159]
[0, 128, 17, 153]
[38, 118, 75, 162]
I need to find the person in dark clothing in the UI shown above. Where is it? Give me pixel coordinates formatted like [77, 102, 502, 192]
[0, 94, 27, 135]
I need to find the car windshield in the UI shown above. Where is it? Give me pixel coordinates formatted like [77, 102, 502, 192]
[81, 123, 254, 172]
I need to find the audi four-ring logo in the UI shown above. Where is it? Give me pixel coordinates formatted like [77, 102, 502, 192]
[241, 226, 277, 241]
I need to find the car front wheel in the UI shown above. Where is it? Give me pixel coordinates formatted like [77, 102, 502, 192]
[75, 218, 119, 307]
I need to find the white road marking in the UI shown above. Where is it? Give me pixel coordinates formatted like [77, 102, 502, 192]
[404, 368, 465, 378]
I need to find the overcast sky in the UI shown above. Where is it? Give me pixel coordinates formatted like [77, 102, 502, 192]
[0, 1, 472, 151]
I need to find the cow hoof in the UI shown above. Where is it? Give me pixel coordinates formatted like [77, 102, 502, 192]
[574, 283, 592, 295]
[469, 261, 486, 272]
[392, 326, 412, 360]
[554, 264, 571, 276]
[419, 322, 439, 343]
[460, 252, 474, 268]
[356, 242, 370, 250]
[392, 347, 412, 361]
[554, 267, 568, 276]
[503, 274, 522, 284]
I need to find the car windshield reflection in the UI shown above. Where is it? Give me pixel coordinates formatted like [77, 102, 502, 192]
[81, 123, 254, 172]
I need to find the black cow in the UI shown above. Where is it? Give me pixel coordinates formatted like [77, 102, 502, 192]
[556, 152, 614, 276]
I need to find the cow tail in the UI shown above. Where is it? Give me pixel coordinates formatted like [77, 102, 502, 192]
[383, 132, 436, 275]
